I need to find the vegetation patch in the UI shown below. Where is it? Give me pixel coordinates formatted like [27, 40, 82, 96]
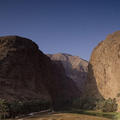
[72, 97, 118, 112]
[62, 109, 118, 119]
[0, 99, 51, 119]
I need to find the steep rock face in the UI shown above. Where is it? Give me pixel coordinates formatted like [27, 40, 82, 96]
[47, 53, 88, 93]
[0, 36, 79, 109]
[88, 31, 120, 104]
[0, 36, 50, 101]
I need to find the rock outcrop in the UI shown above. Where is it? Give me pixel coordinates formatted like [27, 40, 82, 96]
[0, 36, 79, 109]
[47, 53, 88, 93]
[88, 31, 120, 105]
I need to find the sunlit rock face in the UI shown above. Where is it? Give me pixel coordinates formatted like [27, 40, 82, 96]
[88, 31, 120, 107]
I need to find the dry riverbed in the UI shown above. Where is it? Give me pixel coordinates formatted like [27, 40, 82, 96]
[16, 113, 110, 120]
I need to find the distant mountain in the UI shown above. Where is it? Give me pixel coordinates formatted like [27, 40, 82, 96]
[47, 53, 88, 93]
[0, 36, 79, 110]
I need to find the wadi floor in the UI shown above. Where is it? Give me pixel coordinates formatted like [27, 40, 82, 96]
[19, 113, 110, 120]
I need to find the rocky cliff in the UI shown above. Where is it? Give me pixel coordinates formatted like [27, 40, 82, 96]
[0, 36, 79, 109]
[88, 31, 120, 106]
[47, 53, 88, 93]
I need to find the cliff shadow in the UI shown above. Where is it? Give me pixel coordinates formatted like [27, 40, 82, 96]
[83, 63, 104, 101]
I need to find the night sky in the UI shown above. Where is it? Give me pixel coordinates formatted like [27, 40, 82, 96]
[0, 0, 120, 60]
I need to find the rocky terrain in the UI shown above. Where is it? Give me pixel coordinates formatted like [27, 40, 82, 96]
[47, 53, 88, 93]
[2, 31, 120, 112]
[0, 36, 79, 109]
[87, 31, 120, 107]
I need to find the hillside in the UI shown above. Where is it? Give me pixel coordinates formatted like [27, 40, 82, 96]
[47, 53, 88, 93]
[0, 36, 79, 110]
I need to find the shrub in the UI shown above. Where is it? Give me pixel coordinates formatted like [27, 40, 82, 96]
[81, 97, 97, 110]
[8, 99, 51, 118]
[0, 99, 8, 119]
[95, 99, 105, 110]
[102, 98, 118, 112]
[73, 97, 118, 112]
[8, 100, 24, 118]
[72, 97, 97, 110]
[0, 99, 51, 118]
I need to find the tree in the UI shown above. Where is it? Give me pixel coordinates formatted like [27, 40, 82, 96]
[0, 99, 8, 119]
[102, 98, 118, 112]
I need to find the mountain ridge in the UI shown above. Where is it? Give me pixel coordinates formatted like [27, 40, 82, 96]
[47, 53, 88, 93]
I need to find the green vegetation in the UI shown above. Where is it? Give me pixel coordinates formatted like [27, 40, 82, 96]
[113, 112, 120, 120]
[72, 97, 97, 110]
[72, 97, 119, 119]
[68, 109, 117, 119]
[0, 99, 8, 119]
[9, 99, 51, 118]
[99, 98, 118, 112]
[0, 99, 51, 119]
[72, 97, 118, 112]
[0, 97, 118, 119]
